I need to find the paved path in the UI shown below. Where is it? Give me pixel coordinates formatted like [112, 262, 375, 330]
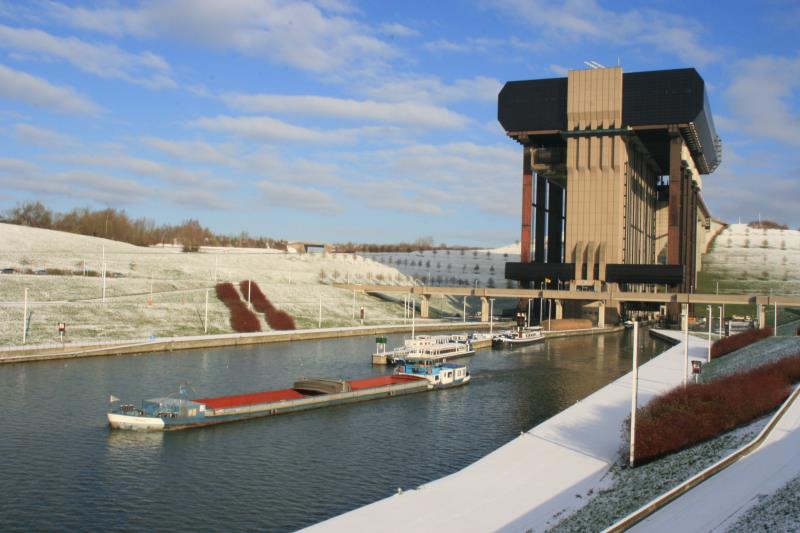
[629, 386, 800, 532]
[307, 330, 707, 532]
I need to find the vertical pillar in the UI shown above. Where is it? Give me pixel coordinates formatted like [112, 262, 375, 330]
[547, 182, 564, 263]
[481, 297, 490, 323]
[555, 299, 563, 320]
[667, 134, 684, 270]
[598, 301, 606, 328]
[534, 176, 547, 263]
[758, 304, 766, 330]
[420, 294, 430, 318]
[521, 147, 533, 264]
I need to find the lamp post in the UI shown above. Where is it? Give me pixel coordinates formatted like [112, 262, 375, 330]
[707, 305, 712, 363]
[682, 304, 688, 388]
[629, 320, 639, 468]
[548, 299, 552, 331]
[489, 298, 495, 336]
[718, 306, 723, 338]
[774, 303, 778, 336]
[527, 298, 532, 327]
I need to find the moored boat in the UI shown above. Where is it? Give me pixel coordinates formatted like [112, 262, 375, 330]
[107, 368, 460, 431]
[493, 326, 545, 346]
[394, 359, 470, 388]
[373, 334, 475, 365]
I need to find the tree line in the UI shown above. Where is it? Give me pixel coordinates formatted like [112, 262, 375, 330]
[1, 201, 287, 251]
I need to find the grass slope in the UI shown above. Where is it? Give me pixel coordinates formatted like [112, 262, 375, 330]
[0, 223, 461, 345]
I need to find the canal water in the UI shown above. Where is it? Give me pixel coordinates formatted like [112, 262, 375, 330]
[0, 329, 670, 532]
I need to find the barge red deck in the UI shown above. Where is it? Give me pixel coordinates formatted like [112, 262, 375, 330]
[194, 374, 425, 410]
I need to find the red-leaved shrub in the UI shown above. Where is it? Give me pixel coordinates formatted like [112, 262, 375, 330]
[239, 280, 296, 330]
[632, 353, 800, 464]
[214, 282, 261, 333]
[711, 327, 773, 359]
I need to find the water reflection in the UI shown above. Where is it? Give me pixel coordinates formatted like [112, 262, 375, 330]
[0, 328, 670, 532]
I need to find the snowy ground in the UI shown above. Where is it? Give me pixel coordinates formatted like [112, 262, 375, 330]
[548, 416, 770, 532]
[306, 330, 708, 532]
[628, 384, 800, 532]
[702, 223, 800, 294]
[0, 223, 463, 345]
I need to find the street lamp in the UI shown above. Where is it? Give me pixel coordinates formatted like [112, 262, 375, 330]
[489, 298, 495, 336]
[707, 305, 712, 363]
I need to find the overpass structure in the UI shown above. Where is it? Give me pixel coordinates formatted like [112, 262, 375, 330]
[497, 67, 723, 320]
[334, 283, 800, 328]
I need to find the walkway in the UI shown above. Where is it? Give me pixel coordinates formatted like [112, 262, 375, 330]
[629, 386, 800, 532]
[306, 330, 707, 532]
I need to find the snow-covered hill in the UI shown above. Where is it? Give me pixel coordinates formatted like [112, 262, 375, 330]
[702, 224, 800, 294]
[0, 223, 450, 345]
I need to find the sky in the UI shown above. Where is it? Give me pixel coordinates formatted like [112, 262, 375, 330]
[0, 0, 798, 247]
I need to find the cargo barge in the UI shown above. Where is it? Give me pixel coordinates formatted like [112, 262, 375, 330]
[108, 361, 470, 431]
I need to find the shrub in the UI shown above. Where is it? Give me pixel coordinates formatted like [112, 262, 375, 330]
[711, 327, 773, 359]
[215, 282, 261, 333]
[631, 354, 800, 465]
[239, 280, 296, 330]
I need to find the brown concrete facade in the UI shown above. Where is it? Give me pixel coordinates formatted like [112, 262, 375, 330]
[504, 66, 720, 299]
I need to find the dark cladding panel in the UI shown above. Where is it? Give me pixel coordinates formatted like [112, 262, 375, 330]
[507, 262, 684, 285]
[498, 77, 567, 132]
[606, 264, 684, 285]
[622, 68, 704, 125]
[505, 262, 574, 282]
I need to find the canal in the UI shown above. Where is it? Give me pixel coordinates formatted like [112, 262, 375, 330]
[0, 329, 670, 532]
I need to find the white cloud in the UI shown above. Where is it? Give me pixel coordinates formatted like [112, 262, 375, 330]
[189, 115, 347, 143]
[424, 39, 471, 53]
[258, 181, 341, 213]
[57, 152, 234, 189]
[358, 75, 502, 104]
[725, 55, 800, 146]
[0, 63, 101, 115]
[14, 123, 76, 147]
[142, 137, 237, 166]
[0, 168, 153, 206]
[47, 0, 395, 75]
[221, 93, 469, 128]
[379, 22, 418, 37]
[0, 157, 39, 176]
[0, 24, 175, 89]
[488, 0, 717, 66]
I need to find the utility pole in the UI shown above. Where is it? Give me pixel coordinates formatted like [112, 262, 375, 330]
[629, 320, 639, 468]
[489, 298, 495, 336]
[102, 245, 106, 303]
[682, 304, 689, 388]
[204, 289, 209, 334]
[707, 305, 712, 363]
[22, 287, 28, 344]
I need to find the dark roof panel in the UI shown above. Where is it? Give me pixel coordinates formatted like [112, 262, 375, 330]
[497, 68, 721, 173]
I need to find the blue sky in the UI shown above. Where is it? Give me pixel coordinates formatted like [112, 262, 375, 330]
[0, 0, 798, 246]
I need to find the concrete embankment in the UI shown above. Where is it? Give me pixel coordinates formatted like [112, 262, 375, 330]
[0, 322, 498, 364]
[306, 329, 705, 532]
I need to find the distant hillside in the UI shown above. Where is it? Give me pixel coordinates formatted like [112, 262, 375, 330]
[0, 223, 458, 345]
[702, 223, 800, 295]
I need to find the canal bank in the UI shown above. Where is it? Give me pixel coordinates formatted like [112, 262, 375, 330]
[0, 322, 625, 365]
[0, 324, 667, 532]
[307, 329, 705, 532]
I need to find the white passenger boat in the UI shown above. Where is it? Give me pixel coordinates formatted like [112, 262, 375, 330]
[372, 334, 475, 365]
[394, 359, 471, 389]
[493, 326, 545, 346]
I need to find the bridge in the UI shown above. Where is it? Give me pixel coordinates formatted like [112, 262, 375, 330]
[334, 283, 800, 328]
